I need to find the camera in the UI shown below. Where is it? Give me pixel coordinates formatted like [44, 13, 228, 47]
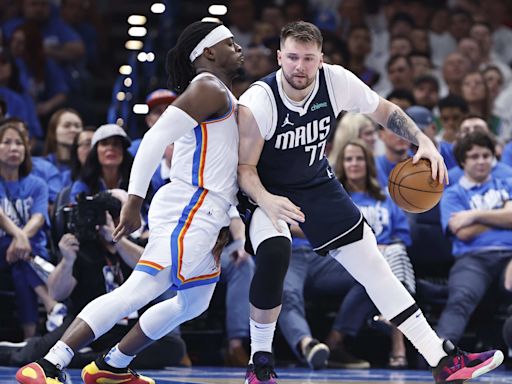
[63, 191, 122, 242]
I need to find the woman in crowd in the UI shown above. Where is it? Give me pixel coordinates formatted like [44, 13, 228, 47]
[335, 139, 415, 369]
[70, 124, 132, 199]
[0, 124, 62, 338]
[43, 108, 83, 187]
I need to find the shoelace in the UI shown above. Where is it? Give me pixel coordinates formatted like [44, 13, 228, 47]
[127, 368, 140, 378]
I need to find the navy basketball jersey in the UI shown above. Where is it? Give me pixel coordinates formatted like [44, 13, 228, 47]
[256, 68, 336, 189]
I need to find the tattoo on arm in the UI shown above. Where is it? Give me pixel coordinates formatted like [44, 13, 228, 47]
[386, 110, 420, 146]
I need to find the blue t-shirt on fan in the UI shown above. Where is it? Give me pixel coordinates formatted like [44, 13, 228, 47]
[0, 175, 49, 258]
[440, 176, 512, 256]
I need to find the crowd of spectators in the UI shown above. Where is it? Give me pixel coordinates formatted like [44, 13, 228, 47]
[1, 0, 512, 371]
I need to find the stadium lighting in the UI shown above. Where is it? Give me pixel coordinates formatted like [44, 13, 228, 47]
[146, 52, 155, 62]
[208, 5, 227, 15]
[202, 17, 221, 23]
[116, 92, 126, 101]
[151, 3, 166, 14]
[128, 15, 147, 25]
[116, 118, 124, 126]
[119, 65, 132, 75]
[124, 77, 132, 87]
[133, 104, 149, 114]
[125, 40, 144, 50]
[129, 26, 147, 37]
[137, 52, 148, 62]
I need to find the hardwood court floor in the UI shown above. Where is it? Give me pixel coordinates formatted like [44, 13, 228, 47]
[1, 366, 511, 383]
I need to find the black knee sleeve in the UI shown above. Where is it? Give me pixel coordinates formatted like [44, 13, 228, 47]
[250, 236, 291, 310]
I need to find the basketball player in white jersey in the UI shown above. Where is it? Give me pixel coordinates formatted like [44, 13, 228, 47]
[16, 21, 243, 384]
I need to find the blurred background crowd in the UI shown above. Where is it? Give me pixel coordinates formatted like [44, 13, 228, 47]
[1, 0, 512, 372]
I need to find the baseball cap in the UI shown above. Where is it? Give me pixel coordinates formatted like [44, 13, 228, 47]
[91, 124, 131, 148]
[146, 89, 177, 109]
[405, 106, 434, 130]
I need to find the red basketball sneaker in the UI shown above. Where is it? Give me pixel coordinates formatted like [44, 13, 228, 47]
[432, 340, 504, 383]
[81, 357, 154, 384]
[15, 359, 65, 384]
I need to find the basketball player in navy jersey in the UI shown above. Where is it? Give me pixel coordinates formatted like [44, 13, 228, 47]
[238, 21, 503, 384]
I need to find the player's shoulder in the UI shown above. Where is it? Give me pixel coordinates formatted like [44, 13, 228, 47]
[239, 79, 275, 105]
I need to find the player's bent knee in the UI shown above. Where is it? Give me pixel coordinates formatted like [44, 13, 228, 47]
[250, 236, 291, 309]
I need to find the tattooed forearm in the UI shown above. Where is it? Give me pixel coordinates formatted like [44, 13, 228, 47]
[386, 110, 420, 146]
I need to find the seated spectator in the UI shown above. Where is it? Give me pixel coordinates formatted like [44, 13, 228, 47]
[2, 0, 86, 80]
[406, 106, 457, 170]
[438, 131, 512, 344]
[345, 25, 379, 88]
[482, 65, 505, 115]
[441, 52, 470, 97]
[409, 51, 433, 79]
[60, 0, 99, 71]
[412, 75, 439, 113]
[44, 108, 83, 187]
[9, 22, 68, 120]
[386, 89, 415, 110]
[460, 71, 510, 139]
[0, 118, 61, 209]
[69, 126, 95, 183]
[0, 49, 42, 141]
[70, 124, 132, 200]
[337, 140, 415, 369]
[437, 95, 468, 144]
[0, 194, 186, 369]
[447, 116, 512, 186]
[328, 112, 379, 170]
[0, 123, 63, 339]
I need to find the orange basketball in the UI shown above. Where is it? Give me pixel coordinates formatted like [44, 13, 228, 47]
[388, 158, 444, 213]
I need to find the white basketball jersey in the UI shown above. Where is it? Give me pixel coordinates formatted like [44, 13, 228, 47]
[169, 73, 238, 205]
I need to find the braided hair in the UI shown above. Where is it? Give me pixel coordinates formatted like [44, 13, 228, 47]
[166, 21, 222, 94]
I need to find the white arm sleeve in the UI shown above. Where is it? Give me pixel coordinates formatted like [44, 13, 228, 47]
[128, 105, 198, 198]
[323, 63, 380, 116]
[239, 83, 275, 140]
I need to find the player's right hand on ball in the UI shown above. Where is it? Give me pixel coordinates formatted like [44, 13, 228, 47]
[113, 195, 143, 241]
[259, 192, 305, 232]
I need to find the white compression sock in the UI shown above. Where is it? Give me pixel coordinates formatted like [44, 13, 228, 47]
[249, 319, 276, 363]
[398, 309, 447, 367]
[104, 344, 135, 368]
[44, 340, 74, 369]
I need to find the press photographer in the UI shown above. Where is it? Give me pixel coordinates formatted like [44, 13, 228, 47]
[0, 125, 186, 368]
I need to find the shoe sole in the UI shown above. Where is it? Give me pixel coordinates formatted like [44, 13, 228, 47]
[446, 350, 504, 383]
[307, 344, 330, 370]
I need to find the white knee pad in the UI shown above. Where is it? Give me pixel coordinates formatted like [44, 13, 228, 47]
[140, 283, 216, 340]
[249, 208, 291, 252]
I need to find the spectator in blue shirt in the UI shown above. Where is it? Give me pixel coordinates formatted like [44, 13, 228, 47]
[10, 22, 68, 119]
[0, 49, 42, 141]
[2, 0, 85, 67]
[439, 130, 512, 343]
[44, 108, 83, 187]
[0, 123, 62, 339]
[447, 116, 512, 186]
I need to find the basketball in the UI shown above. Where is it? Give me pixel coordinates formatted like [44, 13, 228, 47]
[388, 158, 444, 213]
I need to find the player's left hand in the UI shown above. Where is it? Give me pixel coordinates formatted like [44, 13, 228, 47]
[413, 135, 449, 185]
[449, 210, 476, 233]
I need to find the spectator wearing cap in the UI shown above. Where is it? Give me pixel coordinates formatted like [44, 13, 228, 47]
[69, 124, 132, 200]
[406, 106, 457, 170]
